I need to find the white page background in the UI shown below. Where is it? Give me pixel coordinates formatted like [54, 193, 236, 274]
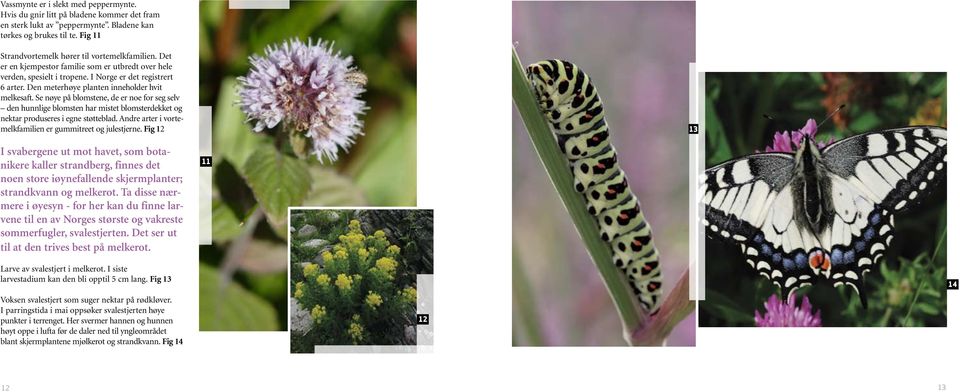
[2, 0, 958, 391]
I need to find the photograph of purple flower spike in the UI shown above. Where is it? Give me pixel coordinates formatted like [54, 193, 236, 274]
[512, 1, 695, 346]
[698, 72, 947, 327]
[198, 1, 417, 331]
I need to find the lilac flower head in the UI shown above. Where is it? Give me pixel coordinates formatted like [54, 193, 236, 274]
[238, 37, 366, 162]
[763, 119, 834, 153]
[755, 292, 822, 327]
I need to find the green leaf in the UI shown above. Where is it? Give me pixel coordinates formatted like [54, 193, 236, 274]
[245, 271, 289, 302]
[849, 111, 882, 131]
[303, 166, 367, 206]
[880, 260, 895, 281]
[213, 78, 266, 167]
[705, 96, 733, 165]
[915, 302, 941, 316]
[241, 145, 311, 234]
[352, 101, 417, 206]
[211, 198, 244, 244]
[249, 2, 339, 53]
[199, 263, 279, 331]
[930, 75, 947, 96]
[700, 289, 755, 325]
[199, 1, 224, 27]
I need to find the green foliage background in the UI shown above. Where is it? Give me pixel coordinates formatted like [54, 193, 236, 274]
[699, 72, 947, 327]
[198, 1, 417, 331]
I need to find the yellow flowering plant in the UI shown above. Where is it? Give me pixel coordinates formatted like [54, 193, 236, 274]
[290, 213, 420, 347]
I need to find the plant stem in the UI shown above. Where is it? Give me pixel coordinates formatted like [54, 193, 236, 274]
[631, 269, 694, 346]
[220, 208, 264, 288]
[512, 47, 651, 343]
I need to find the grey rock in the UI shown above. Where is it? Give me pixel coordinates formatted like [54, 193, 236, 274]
[301, 239, 328, 249]
[297, 224, 317, 238]
[290, 298, 313, 335]
[404, 325, 416, 344]
[361, 222, 374, 236]
[324, 211, 340, 223]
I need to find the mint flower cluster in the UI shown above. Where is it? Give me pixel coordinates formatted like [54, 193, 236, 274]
[238, 38, 366, 162]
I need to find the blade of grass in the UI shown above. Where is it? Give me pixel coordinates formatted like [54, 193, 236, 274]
[512, 47, 644, 338]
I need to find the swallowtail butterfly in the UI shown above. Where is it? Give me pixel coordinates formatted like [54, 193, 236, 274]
[527, 59, 663, 314]
[699, 120, 946, 305]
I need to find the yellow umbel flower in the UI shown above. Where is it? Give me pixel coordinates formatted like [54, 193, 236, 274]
[374, 230, 386, 239]
[357, 247, 369, 261]
[321, 251, 333, 263]
[386, 244, 401, 257]
[348, 321, 364, 343]
[375, 257, 398, 276]
[311, 305, 326, 323]
[365, 291, 383, 309]
[342, 232, 366, 253]
[303, 263, 319, 278]
[316, 273, 331, 286]
[294, 281, 304, 299]
[348, 219, 361, 234]
[334, 248, 348, 261]
[401, 286, 417, 304]
[335, 273, 353, 292]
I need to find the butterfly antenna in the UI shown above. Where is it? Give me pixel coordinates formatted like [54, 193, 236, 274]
[817, 104, 846, 129]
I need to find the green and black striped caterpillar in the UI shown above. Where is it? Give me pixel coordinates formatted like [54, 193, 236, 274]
[526, 59, 663, 314]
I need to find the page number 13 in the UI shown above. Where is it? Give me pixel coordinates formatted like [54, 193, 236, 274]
[939, 384, 947, 391]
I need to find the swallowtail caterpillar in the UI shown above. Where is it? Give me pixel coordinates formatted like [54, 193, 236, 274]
[526, 59, 663, 314]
